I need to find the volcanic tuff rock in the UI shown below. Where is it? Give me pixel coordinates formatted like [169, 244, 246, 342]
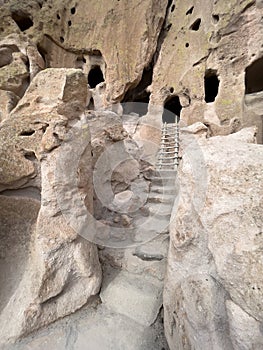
[0, 0, 262, 348]
[164, 125, 263, 350]
[0, 0, 262, 139]
[0, 68, 101, 344]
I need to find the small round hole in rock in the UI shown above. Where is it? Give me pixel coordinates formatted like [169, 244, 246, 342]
[71, 7, 76, 14]
[60, 36, 64, 43]
[186, 6, 194, 15]
[68, 20, 72, 26]
[171, 4, 175, 12]
[185, 42, 189, 47]
[212, 14, 219, 23]
[190, 18, 201, 31]
[166, 23, 172, 31]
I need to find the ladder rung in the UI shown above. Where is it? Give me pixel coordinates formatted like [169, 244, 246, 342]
[157, 123, 179, 170]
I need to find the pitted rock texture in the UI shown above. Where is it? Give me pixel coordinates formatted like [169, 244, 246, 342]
[0, 0, 262, 140]
[0, 0, 262, 348]
[164, 126, 263, 350]
[149, 0, 263, 143]
[0, 68, 101, 344]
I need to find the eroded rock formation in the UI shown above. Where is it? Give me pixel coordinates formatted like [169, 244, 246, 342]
[165, 126, 263, 349]
[0, 0, 262, 348]
[0, 67, 101, 344]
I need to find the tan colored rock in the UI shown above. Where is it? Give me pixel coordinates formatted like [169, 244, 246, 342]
[0, 34, 45, 97]
[0, 68, 101, 344]
[164, 125, 263, 349]
[1, 0, 167, 104]
[0, 68, 87, 192]
[226, 300, 263, 350]
[112, 159, 140, 193]
[150, 0, 262, 142]
[0, 89, 19, 122]
[0, 196, 40, 314]
[0, 51, 29, 96]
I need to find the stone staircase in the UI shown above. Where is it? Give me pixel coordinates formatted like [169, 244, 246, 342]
[86, 123, 179, 349]
[13, 124, 179, 350]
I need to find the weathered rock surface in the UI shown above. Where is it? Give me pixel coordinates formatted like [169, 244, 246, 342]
[164, 125, 263, 349]
[0, 89, 19, 122]
[0, 0, 167, 104]
[150, 0, 263, 142]
[0, 68, 101, 345]
[0, 196, 40, 314]
[0, 0, 262, 140]
[0, 0, 262, 348]
[5, 298, 168, 350]
[101, 269, 163, 327]
[0, 34, 45, 97]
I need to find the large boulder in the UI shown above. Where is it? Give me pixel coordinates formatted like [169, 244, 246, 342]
[164, 125, 263, 349]
[0, 68, 101, 345]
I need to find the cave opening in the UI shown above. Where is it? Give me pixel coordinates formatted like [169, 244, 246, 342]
[122, 63, 153, 116]
[88, 66, 104, 88]
[204, 70, 219, 103]
[11, 12, 33, 31]
[245, 57, 263, 94]
[162, 96, 182, 123]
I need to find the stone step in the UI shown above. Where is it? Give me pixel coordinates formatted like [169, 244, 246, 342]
[147, 192, 175, 204]
[16, 300, 168, 350]
[158, 170, 177, 177]
[145, 203, 172, 219]
[149, 176, 176, 186]
[100, 270, 163, 327]
[132, 235, 169, 262]
[133, 216, 170, 236]
[150, 185, 177, 195]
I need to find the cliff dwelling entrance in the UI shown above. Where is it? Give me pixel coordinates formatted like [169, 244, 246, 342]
[162, 95, 182, 123]
[122, 64, 153, 116]
[245, 57, 263, 94]
[11, 11, 33, 31]
[204, 70, 219, 103]
[88, 65, 104, 88]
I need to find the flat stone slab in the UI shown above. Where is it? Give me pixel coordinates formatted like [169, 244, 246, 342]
[100, 270, 163, 326]
[7, 302, 168, 350]
[75, 305, 166, 350]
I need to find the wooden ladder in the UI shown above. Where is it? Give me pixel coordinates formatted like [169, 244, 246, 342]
[156, 119, 179, 170]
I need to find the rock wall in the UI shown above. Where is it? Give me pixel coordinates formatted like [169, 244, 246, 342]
[164, 126, 263, 349]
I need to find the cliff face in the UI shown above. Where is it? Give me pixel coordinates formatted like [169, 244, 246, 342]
[0, 0, 262, 140]
[0, 0, 262, 348]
